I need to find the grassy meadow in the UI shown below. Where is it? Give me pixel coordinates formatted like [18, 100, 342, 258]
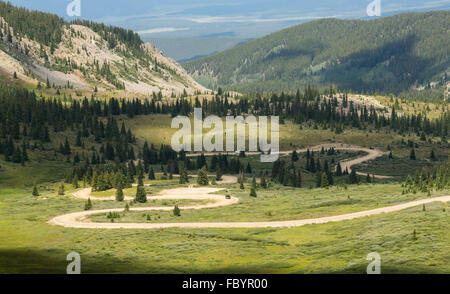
[0, 111, 448, 274]
[0, 180, 448, 274]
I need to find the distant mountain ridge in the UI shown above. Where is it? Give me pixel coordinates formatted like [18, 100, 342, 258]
[0, 1, 207, 96]
[184, 11, 450, 94]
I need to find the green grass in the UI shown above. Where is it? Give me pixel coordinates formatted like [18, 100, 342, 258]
[122, 114, 439, 153]
[89, 183, 449, 223]
[0, 183, 448, 274]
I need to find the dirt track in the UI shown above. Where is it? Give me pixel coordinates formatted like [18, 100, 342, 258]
[47, 144, 427, 230]
[188, 143, 391, 179]
[49, 189, 450, 229]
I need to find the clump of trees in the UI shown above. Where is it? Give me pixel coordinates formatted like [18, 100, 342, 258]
[402, 162, 449, 194]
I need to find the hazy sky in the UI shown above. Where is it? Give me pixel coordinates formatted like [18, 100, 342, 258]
[7, 0, 450, 38]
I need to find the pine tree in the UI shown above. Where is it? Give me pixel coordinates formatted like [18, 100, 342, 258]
[349, 169, 358, 184]
[410, 149, 416, 160]
[315, 172, 322, 188]
[246, 162, 252, 174]
[173, 205, 181, 216]
[260, 174, 267, 189]
[84, 198, 92, 210]
[58, 182, 65, 195]
[72, 174, 79, 189]
[116, 184, 124, 202]
[197, 166, 209, 186]
[179, 165, 189, 184]
[137, 169, 144, 187]
[291, 150, 299, 162]
[250, 177, 257, 197]
[32, 184, 39, 197]
[148, 167, 155, 180]
[215, 169, 223, 181]
[430, 150, 437, 161]
[336, 162, 343, 176]
[320, 172, 329, 188]
[135, 186, 147, 203]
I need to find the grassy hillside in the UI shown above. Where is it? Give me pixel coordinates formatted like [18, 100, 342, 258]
[184, 11, 450, 95]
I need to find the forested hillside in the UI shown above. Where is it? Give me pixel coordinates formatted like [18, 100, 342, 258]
[0, 1, 207, 96]
[184, 11, 450, 95]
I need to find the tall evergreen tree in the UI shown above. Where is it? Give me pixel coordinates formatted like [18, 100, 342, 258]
[197, 166, 209, 186]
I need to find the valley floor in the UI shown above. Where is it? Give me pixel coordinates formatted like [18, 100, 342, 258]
[0, 145, 449, 273]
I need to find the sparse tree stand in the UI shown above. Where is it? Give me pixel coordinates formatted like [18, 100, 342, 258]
[197, 166, 209, 186]
[32, 184, 39, 197]
[58, 183, 65, 195]
[173, 205, 181, 216]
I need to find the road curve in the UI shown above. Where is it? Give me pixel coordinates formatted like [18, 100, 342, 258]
[187, 143, 391, 179]
[48, 144, 415, 230]
[49, 192, 450, 229]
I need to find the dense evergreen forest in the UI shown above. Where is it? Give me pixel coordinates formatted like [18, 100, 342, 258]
[1, 83, 447, 175]
[184, 11, 450, 96]
[0, 1, 143, 52]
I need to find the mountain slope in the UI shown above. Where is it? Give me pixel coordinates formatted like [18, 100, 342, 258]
[0, 1, 207, 97]
[184, 11, 450, 94]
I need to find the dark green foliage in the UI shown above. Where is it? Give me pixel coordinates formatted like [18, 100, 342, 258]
[84, 198, 93, 210]
[116, 185, 124, 202]
[58, 182, 65, 195]
[179, 165, 189, 184]
[215, 169, 223, 182]
[185, 11, 450, 95]
[320, 172, 329, 188]
[197, 166, 209, 186]
[260, 174, 267, 189]
[291, 150, 299, 162]
[148, 167, 156, 180]
[0, 1, 64, 47]
[32, 184, 39, 196]
[135, 186, 147, 203]
[173, 205, 181, 216]
[402, 162, 449, 193]
[348, 169, 359, 184]
[410, 149, 416, 160]
[250, 177, 257, 197]
[430, 150, 437, 161]
[271, 159, 303, 188]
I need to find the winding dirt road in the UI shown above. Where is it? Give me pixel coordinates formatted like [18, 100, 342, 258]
[47, 144, 435, 230]
[188, 143, 391, 179]
[49, 194, 450, 229]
